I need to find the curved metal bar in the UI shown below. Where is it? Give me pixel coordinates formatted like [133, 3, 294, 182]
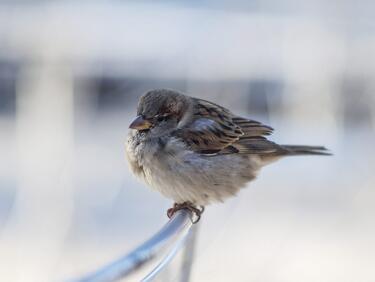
[179, 225, 199, 282]
[141, 227, 190, 282]
[142, 224, 199, 282]
[73, 209, 194, 282]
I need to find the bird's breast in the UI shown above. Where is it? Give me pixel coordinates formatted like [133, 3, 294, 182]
[126, 133, 263, 205]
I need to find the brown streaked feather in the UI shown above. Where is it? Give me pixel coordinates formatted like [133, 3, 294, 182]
[232, 138, 285, 155]
[174, 98, 284, 155]
[232, 117, 273, 137]
[175, 99, 243, 152]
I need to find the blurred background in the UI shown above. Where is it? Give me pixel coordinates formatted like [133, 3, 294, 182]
[0, 1, 374, 281]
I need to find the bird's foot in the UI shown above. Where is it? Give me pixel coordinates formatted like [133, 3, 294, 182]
[167, 202, 205, 224]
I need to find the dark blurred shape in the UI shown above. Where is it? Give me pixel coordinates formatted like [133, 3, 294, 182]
[75, 75, 188, 114]
[95, 77, 138, 112]
[95, 77, 188, 113]
[0, 59, 18, 117]
[340, 76, 373, 131]
[247, 79, 283, 119]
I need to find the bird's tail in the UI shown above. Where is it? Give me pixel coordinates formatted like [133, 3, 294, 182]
[281, 145, 332, 156]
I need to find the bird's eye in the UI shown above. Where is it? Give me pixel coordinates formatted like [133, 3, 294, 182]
[156, 114, 170, 122]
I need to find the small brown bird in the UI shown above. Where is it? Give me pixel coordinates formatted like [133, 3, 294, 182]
[126, 89, 330, 222]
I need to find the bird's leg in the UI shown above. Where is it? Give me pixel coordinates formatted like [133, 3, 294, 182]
[167, 202, 205, 223]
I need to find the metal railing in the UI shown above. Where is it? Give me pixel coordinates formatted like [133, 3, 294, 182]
[73, 209, 197, 282]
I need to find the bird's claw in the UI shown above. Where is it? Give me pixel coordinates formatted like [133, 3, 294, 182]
[167, 202, 205, 224]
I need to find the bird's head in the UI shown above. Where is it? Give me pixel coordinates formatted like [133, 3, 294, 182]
[129, 89, 191, 137]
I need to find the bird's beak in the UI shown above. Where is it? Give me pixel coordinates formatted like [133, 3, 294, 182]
[129, 115, 152, 130]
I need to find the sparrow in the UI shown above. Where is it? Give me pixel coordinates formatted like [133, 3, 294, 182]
[126, 89, 330, 222]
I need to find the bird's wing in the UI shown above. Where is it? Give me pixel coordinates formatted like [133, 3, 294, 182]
[174, 99, 285, 155]
[229, 116, 283, 154]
